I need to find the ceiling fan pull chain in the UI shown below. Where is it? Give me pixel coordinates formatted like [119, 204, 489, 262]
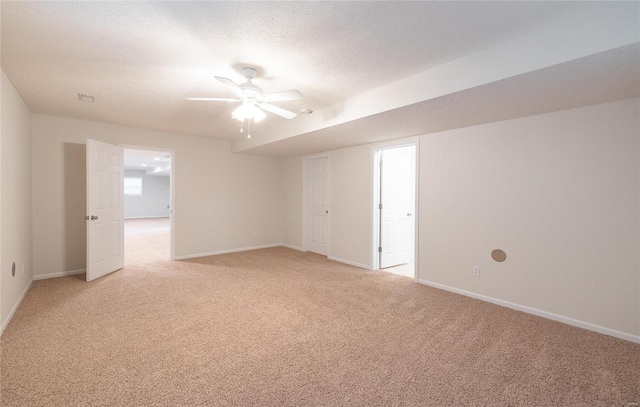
[248, 119, 251, 139]
[240, 120, 243, 133]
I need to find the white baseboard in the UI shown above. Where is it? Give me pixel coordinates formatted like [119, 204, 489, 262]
[33, 269, 86, 281]
[328, 256, 370, 270]
[175, 244, 282, 260]
[417, 279, 640, 344]
[282, 244, 304, 252]
[0, 279, 33, 336]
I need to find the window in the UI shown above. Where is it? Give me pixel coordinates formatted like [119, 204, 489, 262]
[124, 177, 143, 196]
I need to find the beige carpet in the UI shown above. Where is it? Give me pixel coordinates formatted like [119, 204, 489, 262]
[1, 247, 638, 406]
[125, 217, 170, 266]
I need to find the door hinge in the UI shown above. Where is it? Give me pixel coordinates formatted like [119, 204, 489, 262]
[378, 246, 382, 253]
[378, 203, 382, 210]
[379, 160, 383, 166]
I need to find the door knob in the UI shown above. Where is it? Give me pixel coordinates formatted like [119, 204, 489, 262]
[91, 215, 98, 220]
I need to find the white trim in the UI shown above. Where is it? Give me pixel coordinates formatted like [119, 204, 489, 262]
[371, 148, 381, 270]
[417, 279, 640, 344]
[302, 153, 331, 255]
[328, 256, 370, 270]
[302, 157, 308, 252]
[0, 279, 33, 336]
[413, 140, 420, 283]
[119, 144, 176, 261]
[282, 244, 304, 252]
[371, 140, 420, 281]
[33, 269, 86, 281]
[174, 244, 282, 260]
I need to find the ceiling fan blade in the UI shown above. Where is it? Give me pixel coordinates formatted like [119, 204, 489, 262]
[214, 76, 244, 98]
[259, 103, 297, 119]
[264, 90, 303, 102]
[184, 97, 240, 102]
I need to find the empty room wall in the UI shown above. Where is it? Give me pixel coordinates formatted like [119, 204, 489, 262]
[419, 98, 639, 339]
[328, 147, 373, 267]
[283, 98, 640, 340]
[283, 140, 414, 268]
[282, 156, 303, 250]
[31, 115, 284, 277]
[124, 169, 170, 219]
[1, 69, 33, 331]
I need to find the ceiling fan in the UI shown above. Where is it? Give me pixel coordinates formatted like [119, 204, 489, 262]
[186, 67, 303, 127]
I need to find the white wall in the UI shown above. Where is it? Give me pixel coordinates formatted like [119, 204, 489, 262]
[1, 69, 33, 331]
[124, 169, 170, 219]
[283, 156, 303, 250]
[328, 147, 372, 267]
[283, 98, 640, 339]
[283, 141, 409, 268]
[419, 98, 639, 338]
[31, 114, 284, 276]
[1, 22, 3, 329]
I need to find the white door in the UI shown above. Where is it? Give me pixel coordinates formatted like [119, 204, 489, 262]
[86, 139, 124, 281]
[379, 146, 415, 268]
[307, 157, 329, 255]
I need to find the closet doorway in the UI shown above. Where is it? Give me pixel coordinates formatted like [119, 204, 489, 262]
[372, 143, 417, 278]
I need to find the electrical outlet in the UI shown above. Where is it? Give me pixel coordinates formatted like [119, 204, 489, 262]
[473, 266, 480, 277]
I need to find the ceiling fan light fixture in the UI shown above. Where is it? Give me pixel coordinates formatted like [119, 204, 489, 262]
[232, 104, 266, 123]
[187, 67, 302, 133]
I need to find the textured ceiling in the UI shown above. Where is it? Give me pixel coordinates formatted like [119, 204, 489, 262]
[1, 1, 638, 156]
[241, 44, 640, 157]
[124, 149, 171, 173]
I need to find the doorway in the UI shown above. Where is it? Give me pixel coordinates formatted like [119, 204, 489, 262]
[304, 155, 330, 256]
[122, 147, 175, 266]
[372, 143, 417, 278]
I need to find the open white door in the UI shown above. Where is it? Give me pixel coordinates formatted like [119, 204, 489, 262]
[379, 146, 415, 269]
[86, 139, 124, 281]
[307, 156, 329, 255]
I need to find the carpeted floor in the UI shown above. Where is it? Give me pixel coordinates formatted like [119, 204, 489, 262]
[1, 247, 638, 406]
[125, 217, 170, 266]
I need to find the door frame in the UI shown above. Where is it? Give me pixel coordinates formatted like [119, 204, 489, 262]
[302, 153, 331, 254]
[120, 144, 176, 261]
[371, 140, 419, 280]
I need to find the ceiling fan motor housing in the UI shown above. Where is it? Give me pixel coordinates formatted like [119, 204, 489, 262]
[240, 82, 264, 101]
[241, 67, 257, 80]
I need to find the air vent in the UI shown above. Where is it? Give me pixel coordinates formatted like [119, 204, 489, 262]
[77, 93, 95, 102]
[491, 249, 507, 262]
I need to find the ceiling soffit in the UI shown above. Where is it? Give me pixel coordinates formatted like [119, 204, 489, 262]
[231, 3, 640, 155]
